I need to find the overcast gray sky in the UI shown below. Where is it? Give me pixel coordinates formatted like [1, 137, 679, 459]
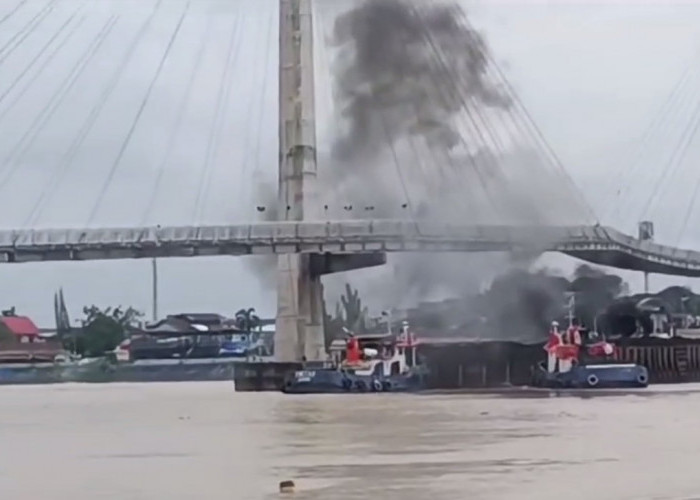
[1, 0, 700, 325]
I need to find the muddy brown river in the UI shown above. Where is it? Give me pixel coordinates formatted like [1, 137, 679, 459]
[1, 382, 699, 499]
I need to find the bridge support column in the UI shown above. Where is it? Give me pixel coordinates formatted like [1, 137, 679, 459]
[275, 0, 324, 362]
[274, 0, 386, 362]
[276, 254, 325, 362]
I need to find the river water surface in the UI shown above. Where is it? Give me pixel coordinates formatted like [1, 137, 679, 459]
[1, 382, 699, 499]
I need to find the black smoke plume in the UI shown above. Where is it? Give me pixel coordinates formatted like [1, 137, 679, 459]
[252, 0, 589, 337]
[321, 0, 571, 315]
[404, 264, 629, 343]
[331, 0, 509, 165]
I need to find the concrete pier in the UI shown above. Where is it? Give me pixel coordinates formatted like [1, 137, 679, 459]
[275, 0, 324, 362]
[274, 0, 386, 362]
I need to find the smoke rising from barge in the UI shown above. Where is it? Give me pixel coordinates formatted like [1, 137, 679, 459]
[320, 0, 580, 316]
[251, 0, 592, 336]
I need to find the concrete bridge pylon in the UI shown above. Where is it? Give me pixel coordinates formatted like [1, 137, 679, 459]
[275, 0, 385, 362]
[275, 0, 323, 362]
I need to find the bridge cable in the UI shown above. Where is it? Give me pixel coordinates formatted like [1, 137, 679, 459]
[192, 11, 243, 224]
[0, 0, 51, 59]
[417, 8, 510, 153]
[488, 64, 596, 224]
[377, 109, 419, 222]
[416, 0, 566, 224]
[669, 87, 700, 245]
[0, 10, 86, 123]
[402, 130, 475, 220]
[474, 43, 592, 225]
[599, 50, 700, 223]
[0, 14, 119, 195]
[195, 24, 244, 225]
[141, 12, 212, 227]
[359, 3, 465, 221]
[0, 2, 86, 109]
[313, 2, 385, 218]
[458, 8, 596, 224]
[311, 3, 339, 214]
[403, 99, 501, 222]
[438, 1, 595, 225]
[0, 0, 58, 68]
[319, 1, 476, 222]
[409, 3, 511, 221]
[236, 8, 274, 218]
[360, 3, 485, 222]
[0, 0, 28, 30]
[87, 0, 187, 226]
[22, 16, 121, 227]
[250, 9, 276, 217]
[408, 5, 509, 222]
[616, 64, 700, 228]
[638, 82, 700, 222]
[488, 62, 595, 224]
[462, 83, 556, 224]
[675, 170, 700, 248]
[471, 102, 552, 224]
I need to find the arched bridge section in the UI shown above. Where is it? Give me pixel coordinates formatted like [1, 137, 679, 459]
[0, 220, 698, 277]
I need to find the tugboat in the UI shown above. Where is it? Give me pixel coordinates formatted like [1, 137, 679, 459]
[282, 322, 427, 394]
[531, 320, 649, 389]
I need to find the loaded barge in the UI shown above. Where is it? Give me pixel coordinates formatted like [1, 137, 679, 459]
[237, 324, 700, 392]
[277, 320, 648, 394]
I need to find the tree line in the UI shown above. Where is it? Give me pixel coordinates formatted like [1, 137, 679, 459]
[0, 290, 270, 358]
[2, 266, 696, 358]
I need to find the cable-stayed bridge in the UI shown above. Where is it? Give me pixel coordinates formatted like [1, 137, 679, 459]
[4, 221, 700, 278]
[3, 0, 700, 360]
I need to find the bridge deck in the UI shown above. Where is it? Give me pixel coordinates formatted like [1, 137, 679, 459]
[0, 220, 698, 276]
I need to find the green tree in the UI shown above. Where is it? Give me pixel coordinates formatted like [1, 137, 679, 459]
[323, 283, 368, 349]
[67, 306, 143, 357]
[234, 308, 261, 332]
[323, 301, 345, 350]
[340, 283, 367, 332]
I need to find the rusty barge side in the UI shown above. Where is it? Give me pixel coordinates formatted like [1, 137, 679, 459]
[418, 337, 700, 388]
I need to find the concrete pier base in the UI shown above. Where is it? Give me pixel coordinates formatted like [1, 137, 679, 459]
[275, 253, 325, 362]
[275, 252, 387, 362]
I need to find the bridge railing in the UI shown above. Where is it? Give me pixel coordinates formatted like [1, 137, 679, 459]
[2, 221, 700, 272]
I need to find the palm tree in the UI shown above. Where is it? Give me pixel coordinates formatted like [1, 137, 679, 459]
[234, 308, 261, 332]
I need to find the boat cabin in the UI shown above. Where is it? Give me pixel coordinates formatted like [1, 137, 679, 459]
[545, 321, 619, 374]
[328, 332, 417, 378]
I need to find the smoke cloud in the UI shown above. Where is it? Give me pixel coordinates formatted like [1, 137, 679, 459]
[320, 0, 583, 315]
[330, 0, 509, 166]
[252, 0, 592, 338]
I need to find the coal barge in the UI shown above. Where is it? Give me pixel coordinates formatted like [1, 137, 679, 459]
[236, 330, 700, 391]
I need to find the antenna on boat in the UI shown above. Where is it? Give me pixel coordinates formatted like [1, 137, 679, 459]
[381, 310, 392, 336]
[151, 258, 159, 322]
[564, 292, 575, 328]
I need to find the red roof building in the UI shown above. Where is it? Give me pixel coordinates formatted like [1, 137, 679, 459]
[0, 316, 40, 341]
